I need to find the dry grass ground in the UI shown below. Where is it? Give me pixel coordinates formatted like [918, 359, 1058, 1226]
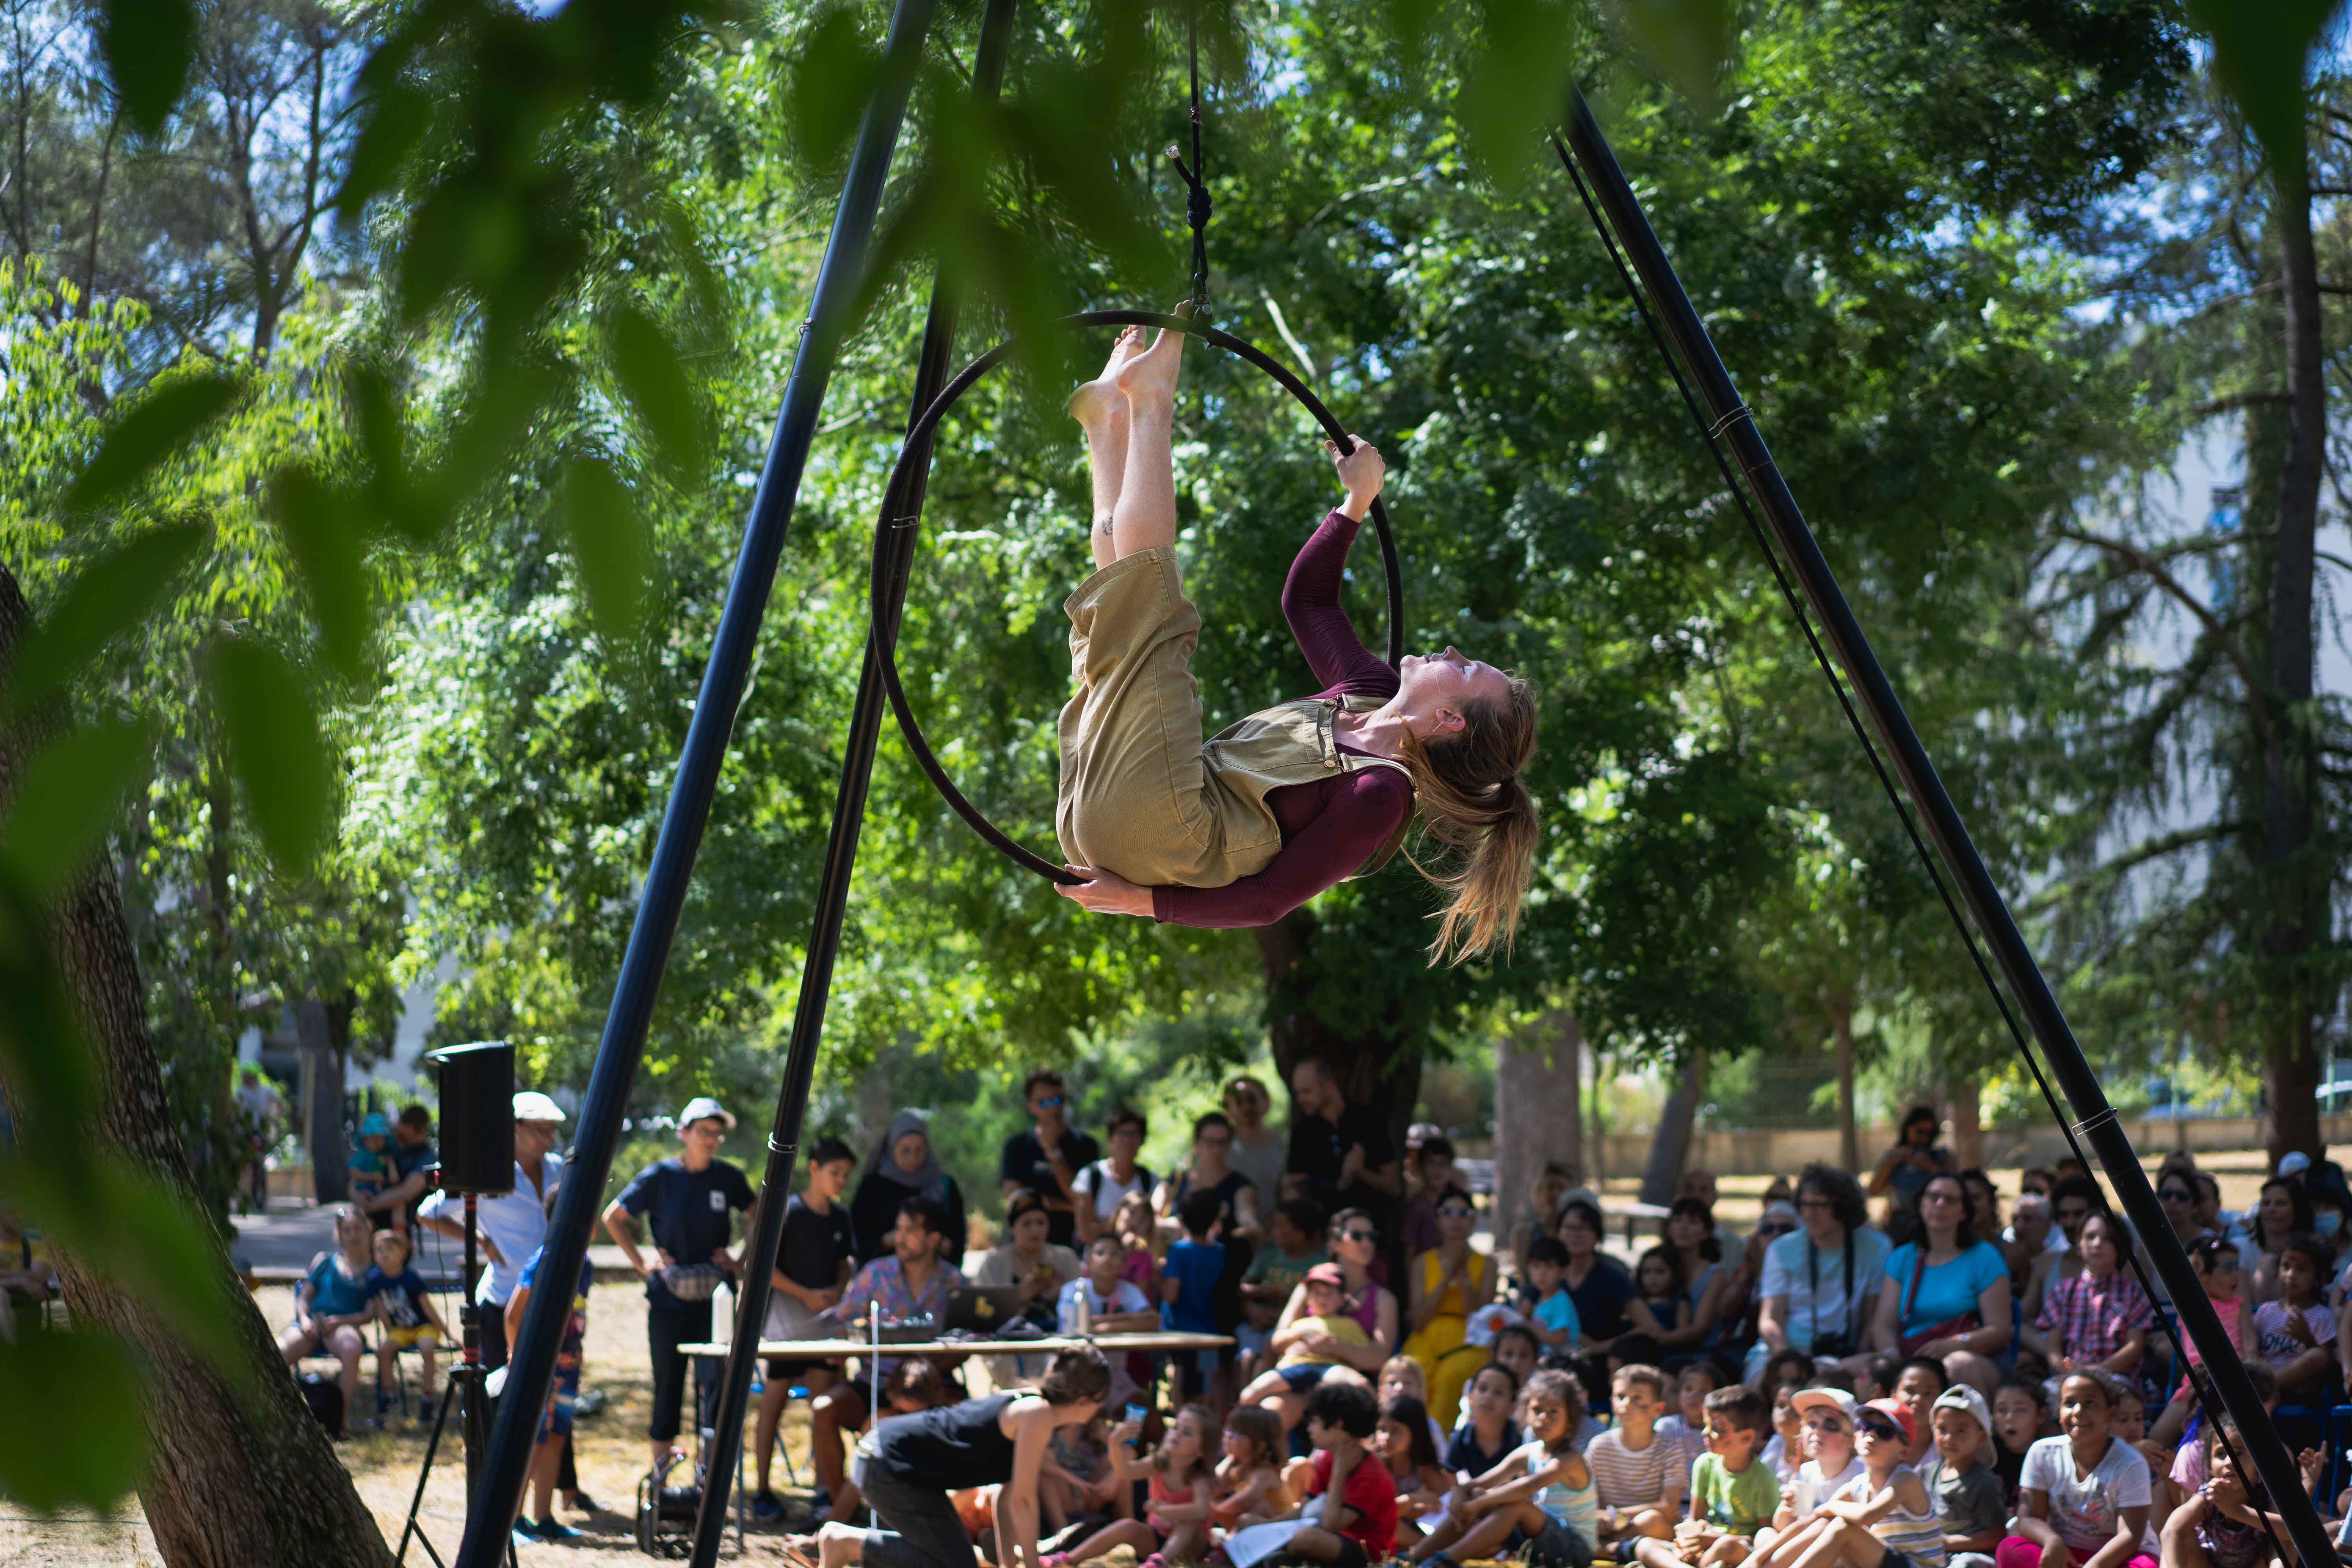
[0, 1148, 2288, 1564]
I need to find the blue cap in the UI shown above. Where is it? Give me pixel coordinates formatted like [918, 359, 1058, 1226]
[359, 1111, 390, 1136]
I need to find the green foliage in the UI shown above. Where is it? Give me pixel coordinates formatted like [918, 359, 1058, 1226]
[2187, 0, 2338, 181]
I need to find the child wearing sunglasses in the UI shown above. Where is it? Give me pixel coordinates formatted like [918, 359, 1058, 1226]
[1763, 1399, 1946, 1568]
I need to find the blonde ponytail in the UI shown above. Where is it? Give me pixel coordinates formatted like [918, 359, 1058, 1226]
[1400, 674, 1540, 964]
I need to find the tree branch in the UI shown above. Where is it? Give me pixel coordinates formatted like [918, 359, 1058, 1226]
[2057, 528, 2270, 724]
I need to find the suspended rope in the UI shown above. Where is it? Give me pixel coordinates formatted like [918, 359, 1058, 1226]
[1549, 135, 2291, 1559]
[1165, 7, 1212, 316]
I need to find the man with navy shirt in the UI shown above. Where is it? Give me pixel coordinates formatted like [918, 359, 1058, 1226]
[601, 1097, 756, 1472]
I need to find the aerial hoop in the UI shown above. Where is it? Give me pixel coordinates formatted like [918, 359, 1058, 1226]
[868, 307, 1407, 885]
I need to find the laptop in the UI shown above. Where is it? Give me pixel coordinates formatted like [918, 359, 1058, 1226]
[944, 1285, 1032, 1333]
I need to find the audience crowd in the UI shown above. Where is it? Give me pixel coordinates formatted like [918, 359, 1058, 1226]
[271, 1073, 2352, 1566]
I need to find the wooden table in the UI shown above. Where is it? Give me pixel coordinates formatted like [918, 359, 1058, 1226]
[1601, 1198, 1673, 1245]
[677, 1331, 1233, 1359]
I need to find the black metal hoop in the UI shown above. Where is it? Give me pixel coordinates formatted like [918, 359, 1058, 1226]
[868, 308, 1407, 885]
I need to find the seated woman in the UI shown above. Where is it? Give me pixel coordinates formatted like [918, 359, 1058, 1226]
[276, 1206, 377, 1422]
[1867, 1172, 2011, 1398]
[1051, 318, 1540, 959]
[1401, 1183, 1496, 1429]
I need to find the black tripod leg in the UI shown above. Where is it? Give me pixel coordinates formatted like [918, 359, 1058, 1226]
[398, 1369, 463, 1567]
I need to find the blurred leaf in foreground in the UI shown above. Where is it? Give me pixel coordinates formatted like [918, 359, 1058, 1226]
[209, 638, 334, 871]
[558, 455, 652, 644]
[1613, 0, 1733, 113]
[94, 0, 193, 135]
[0, 720, 152, 904]
[64, 371, 241, 516]
[2187, 0, 2336, 183]
[1, 526, 206, 717]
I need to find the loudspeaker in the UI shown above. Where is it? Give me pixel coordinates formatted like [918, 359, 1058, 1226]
[428, 1040, 515, 1195]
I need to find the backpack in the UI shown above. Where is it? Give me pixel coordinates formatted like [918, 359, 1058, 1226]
[297, 1371, 345, 1439]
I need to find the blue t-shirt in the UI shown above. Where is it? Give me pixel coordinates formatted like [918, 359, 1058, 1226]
[302, 1252, 374, 1319]
[616, 1156, 756, 1307]
[1534, 1287, 1583, 1343]
[1162, 1238, 1226, 1334]
[1884, 1240, 2008, 1337]
[365, 1265, 434, 1329]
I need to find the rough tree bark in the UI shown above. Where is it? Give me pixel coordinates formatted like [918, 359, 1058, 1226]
[2260, 147, 2326, 1167]
[1639, 1051, 1704, 1207]
[0, 563, 394, 1568]
[1495, 1011, 1581, 1235]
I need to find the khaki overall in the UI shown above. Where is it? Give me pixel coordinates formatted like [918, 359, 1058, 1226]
[1055, 546, 1412, 887]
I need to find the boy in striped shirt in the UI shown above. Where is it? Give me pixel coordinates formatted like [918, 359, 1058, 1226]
[1590, 1364, 1684, 1546]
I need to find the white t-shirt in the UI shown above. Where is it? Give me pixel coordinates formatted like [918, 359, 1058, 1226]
[417, 1154, 563, 1305]
[1788, 1455, 1864, 1515]
[1759, 1227, 1891, 1352]
[1057, 1276, 1149, 1332]
[1071, 1160, 1152, 1221]
[2020, 1434, 2151, 1554]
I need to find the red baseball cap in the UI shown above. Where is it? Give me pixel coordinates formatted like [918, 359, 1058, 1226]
[1860, 1398, 1916, 1447]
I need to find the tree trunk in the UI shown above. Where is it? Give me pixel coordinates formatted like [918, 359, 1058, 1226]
[1495, 1010, 1582, 1239]
[1946, 1077, 1982, 1170]
[1253, 911, 1424, 1159]
[2261, 149, 2326, 1168]
[0, 564, 394, 1568]
[298, 997, 348, 1202]
[1639, 1050, 1704, 1207]
[1830, 999, 1858, 1174]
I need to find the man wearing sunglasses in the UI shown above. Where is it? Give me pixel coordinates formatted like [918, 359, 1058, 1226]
[1001, 1068, 1099, 1250]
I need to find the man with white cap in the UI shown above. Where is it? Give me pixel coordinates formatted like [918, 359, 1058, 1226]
[601, 1096, 756, 1473]
[417, 1090, 590, 1506]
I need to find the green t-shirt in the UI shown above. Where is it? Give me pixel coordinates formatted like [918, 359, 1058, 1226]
[1245, 1241, 1326, 1301]
[1691, 1452, 1779, 1535]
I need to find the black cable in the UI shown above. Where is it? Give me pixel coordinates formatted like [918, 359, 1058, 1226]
[1554, 134, 2296, 1548]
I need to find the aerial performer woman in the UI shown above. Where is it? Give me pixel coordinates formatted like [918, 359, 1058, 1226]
[1049, 314, 1541, 961]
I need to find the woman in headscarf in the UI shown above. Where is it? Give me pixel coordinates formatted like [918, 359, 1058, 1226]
[851, 1113, 968, 1266]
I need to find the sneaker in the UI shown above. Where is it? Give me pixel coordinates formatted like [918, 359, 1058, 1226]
[753, 1491, 788, 1522]
[375, 1390, 392, 1417]
[534, 1516, 583, 1542]
[417, 1396, 437, 1424]
[512, 1517, 546, 1544]
[564, 1491, 604, 1515]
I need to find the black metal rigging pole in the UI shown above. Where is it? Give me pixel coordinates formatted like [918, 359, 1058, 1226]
[681, 0, 1022, 1560]
[449, 0, 943, 1559]
[1560, 85, 2336, 1568]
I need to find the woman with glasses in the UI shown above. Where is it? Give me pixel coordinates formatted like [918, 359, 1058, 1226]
[1156, 1109, 1262, 1238]
[1555, 1198, 1652, 1381]
[1400, 1183, 1495, 1427]
[1221, 1076, 1287, 1226]
[2136, 1170, 2214, 1308]
[1867, 1172, 2011, 1397]
[1243, 1207, 1399, 1434]
[1751, 1167, 1887, 1385]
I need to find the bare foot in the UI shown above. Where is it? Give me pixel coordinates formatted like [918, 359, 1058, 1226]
[1113, 305, 1190, 403]
[1068, 326, 1145, 426]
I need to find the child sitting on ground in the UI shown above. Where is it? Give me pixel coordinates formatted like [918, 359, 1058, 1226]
[1989, 1376, 2047, 1501]
[1211, 1406, 1290, 1533]
[1635, 1383, 1779, 1568]
[1765, 1399, 1944, 1568]
[1891, 1358, 1949, 1470]
[1410, 1368, 1595, 1568]
[1238, 1199, 1326, 1378]
[1040, 1411, 1120, 1537]
[1762, 1383, 1805, 1492]
[1659, 1362, 1721, 1486]
[2002, 1370, 2154, 1568]
[1379, 1394, 1455, 1548]
[1918, 1387, 2006, 1568]
[1381, 1356, 1452, 1456]
[1047, 1403, 1217, 1568]
[1250, 1379, 1400, 1568]
[365, 1228, 448, 1422]
[1446, 1362, 1523, 1483]
[1588, 1363, 1684, 1544]
[1755, 1389, 1861, 1561]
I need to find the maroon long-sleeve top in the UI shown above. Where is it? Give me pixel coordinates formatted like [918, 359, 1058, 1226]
[1151, 510, 1414, 928]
